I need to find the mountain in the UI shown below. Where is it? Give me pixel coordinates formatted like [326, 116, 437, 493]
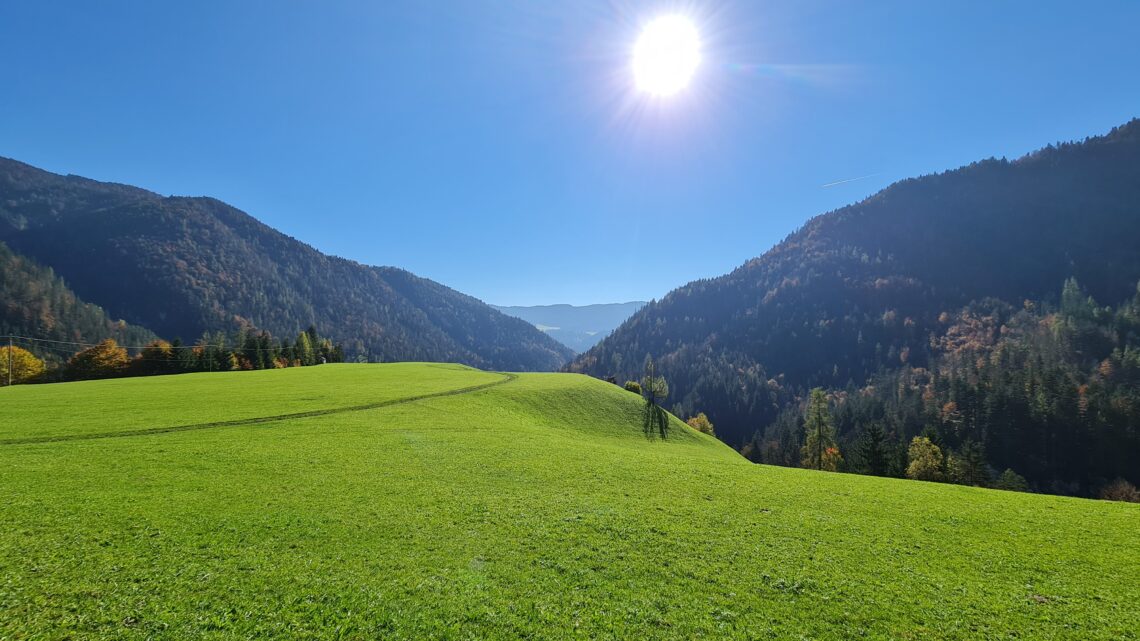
[569, 120, 1140, 493]
[492, 301, 646, 353]
[0, 158, 573, 371]
[0, 240, 158, 358]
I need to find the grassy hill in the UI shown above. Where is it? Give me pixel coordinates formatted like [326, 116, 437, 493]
[0, 365, 1136, 639]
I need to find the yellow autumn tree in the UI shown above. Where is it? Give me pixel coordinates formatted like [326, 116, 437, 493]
[906, 436, 945, 482]
[686, 412, 715, 436]
[0, 346, 46, 385]
[66, 339, 129, 380]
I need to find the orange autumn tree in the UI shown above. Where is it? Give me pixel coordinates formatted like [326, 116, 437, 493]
[66, 339, 129, 380]
[686, 412, 715, 436]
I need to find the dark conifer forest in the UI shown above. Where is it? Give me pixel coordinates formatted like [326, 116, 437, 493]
[0, 240, 158, 349]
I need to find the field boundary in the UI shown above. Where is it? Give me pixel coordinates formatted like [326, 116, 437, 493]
[0, 372, 517, 446]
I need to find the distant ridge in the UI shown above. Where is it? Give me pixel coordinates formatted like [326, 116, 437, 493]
[492, 301, 647, 353]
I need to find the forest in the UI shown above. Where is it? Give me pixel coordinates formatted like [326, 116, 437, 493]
[745, 279, 1140, 497]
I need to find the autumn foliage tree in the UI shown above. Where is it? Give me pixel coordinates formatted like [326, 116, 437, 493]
[0, 345, 46, 385]
[686, 412, 715, 436]
[66, 339, 129, 380]
[136, 340, 179, 375]
[906, 437, 945, 482]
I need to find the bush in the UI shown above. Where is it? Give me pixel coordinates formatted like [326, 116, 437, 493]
[993, 469, 1030, 492]
[1099, 478, 1140, 503]
[623, 380, 641, 394]
[686, 412, 715, 436]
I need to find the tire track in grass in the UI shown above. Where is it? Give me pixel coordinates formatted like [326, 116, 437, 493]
[0, 372, 518, 446]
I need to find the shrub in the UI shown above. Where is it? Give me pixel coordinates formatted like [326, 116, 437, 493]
[623, 380, 642, 394]
[993, 469, 1030, 492]
[1100, 478, 1140, 503]
[686, 412, 715, 436]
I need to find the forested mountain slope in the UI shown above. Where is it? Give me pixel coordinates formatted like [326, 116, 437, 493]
[0, 240, 158, 357]
[0, 158, 572, 371]
[570, 120, 1140, 494]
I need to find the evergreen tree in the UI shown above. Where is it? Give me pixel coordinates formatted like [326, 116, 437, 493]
[993, 468, 1030, 492]
[855, 422, 891, 476]
[947, 440, 991, 486]
[296, 332, 316, 367]
[801, 388, 841, 471]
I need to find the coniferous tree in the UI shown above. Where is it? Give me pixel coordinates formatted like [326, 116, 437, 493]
[855, 422, 891, 476]
[801, 388, 841, 471]
[296, 332, 316, 367]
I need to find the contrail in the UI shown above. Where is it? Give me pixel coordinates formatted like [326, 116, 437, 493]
[821, 173, 880, 188]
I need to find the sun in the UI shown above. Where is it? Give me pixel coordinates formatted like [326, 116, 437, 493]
[632, 15, 701, 97]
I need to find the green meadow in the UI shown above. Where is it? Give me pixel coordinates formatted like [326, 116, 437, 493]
[0, 364, 1136, 640]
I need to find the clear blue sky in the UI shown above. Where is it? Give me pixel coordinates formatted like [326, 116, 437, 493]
[3, 1, 1139, 306]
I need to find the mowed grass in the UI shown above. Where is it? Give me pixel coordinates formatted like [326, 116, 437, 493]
[0, 365, 1136, 640]
[0, 363, 506, 441]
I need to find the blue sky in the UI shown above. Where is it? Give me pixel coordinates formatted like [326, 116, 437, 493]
[2, 1, 1139, 306]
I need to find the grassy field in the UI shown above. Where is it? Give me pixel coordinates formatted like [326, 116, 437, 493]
[0, 364, 1136, 640]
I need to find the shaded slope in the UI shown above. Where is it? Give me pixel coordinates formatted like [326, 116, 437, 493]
[0, 240, 158, 356]
[571, 120, 1140, 444]
[0, 158, 573, 370]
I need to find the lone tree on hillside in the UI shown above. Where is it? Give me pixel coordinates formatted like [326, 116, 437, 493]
[801, 388, 842, 471]
[641, 354, 670, 439]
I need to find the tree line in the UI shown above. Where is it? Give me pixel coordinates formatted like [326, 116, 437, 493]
[743, 279, 1140, 500]
[1, 325, 344, 385]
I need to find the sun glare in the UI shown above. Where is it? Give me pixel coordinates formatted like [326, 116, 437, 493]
[632, 15, 701, 97]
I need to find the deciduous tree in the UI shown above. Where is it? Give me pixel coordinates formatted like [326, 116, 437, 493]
[686, 412, 715, 436]
[906, 436, 945, 482]
[0, 346, 46, 385]
[66, 339, 129, 380]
